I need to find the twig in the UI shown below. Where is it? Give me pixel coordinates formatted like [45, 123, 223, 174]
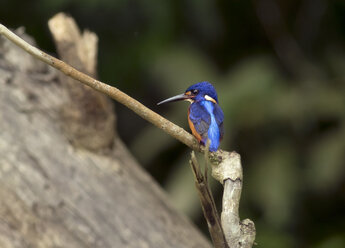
[0, 23, 200, 152]
[189, 151, 228, 248]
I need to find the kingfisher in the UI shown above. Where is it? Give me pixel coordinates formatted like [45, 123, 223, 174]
[158, 81, 224, 152]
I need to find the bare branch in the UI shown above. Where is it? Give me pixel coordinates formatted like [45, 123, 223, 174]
[0, 22, 200, 152]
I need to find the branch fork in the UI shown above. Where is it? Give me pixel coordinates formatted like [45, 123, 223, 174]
[191, 149, 255, 248]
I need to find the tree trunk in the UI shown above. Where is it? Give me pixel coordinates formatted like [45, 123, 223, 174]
[0, 27, 211, 248]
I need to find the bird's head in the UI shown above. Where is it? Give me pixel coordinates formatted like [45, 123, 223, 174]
[157, 81, 219, 105]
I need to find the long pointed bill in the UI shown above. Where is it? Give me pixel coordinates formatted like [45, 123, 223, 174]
[157, 93, 191, 105]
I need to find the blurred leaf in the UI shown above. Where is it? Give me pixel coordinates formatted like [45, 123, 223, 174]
[306, 127, 345, 192]
[150, 46, 218, 93]
[247, 140, 298, 227]
[218, 56, 283, 128]
[315, 234, 345, 248]
[256, 227, 294, 248]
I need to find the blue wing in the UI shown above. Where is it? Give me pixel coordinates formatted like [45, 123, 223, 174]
[213, 103, 224, 140]
[189, 102, 211, 142]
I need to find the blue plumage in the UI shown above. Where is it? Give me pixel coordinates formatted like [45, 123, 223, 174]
[189, 95, 224, 151]
[158, 81, 224, 152]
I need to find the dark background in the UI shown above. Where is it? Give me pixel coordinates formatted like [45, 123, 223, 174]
[1, 0, 345, 247]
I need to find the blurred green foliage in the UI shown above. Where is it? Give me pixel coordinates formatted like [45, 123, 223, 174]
[1, 0, 345, 247]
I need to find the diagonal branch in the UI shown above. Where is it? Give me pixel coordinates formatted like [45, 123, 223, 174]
[0, 22, 200, 152]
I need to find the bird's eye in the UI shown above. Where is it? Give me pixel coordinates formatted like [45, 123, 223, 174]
[192, 90, 198, 95]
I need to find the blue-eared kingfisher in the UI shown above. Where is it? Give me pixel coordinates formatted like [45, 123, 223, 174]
[157, 81, 224, 152]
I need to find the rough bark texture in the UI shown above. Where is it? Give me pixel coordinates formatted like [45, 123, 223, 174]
[0, 27, 211, 248]
[49, 13, 116, 151]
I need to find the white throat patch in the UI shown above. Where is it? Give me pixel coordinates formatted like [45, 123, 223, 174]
[204, 95, 217, 103]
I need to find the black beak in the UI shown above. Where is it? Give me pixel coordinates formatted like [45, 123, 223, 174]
[157, 93, 191, 105]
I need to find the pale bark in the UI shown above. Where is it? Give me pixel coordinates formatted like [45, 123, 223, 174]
[212, 151, 256, 248]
